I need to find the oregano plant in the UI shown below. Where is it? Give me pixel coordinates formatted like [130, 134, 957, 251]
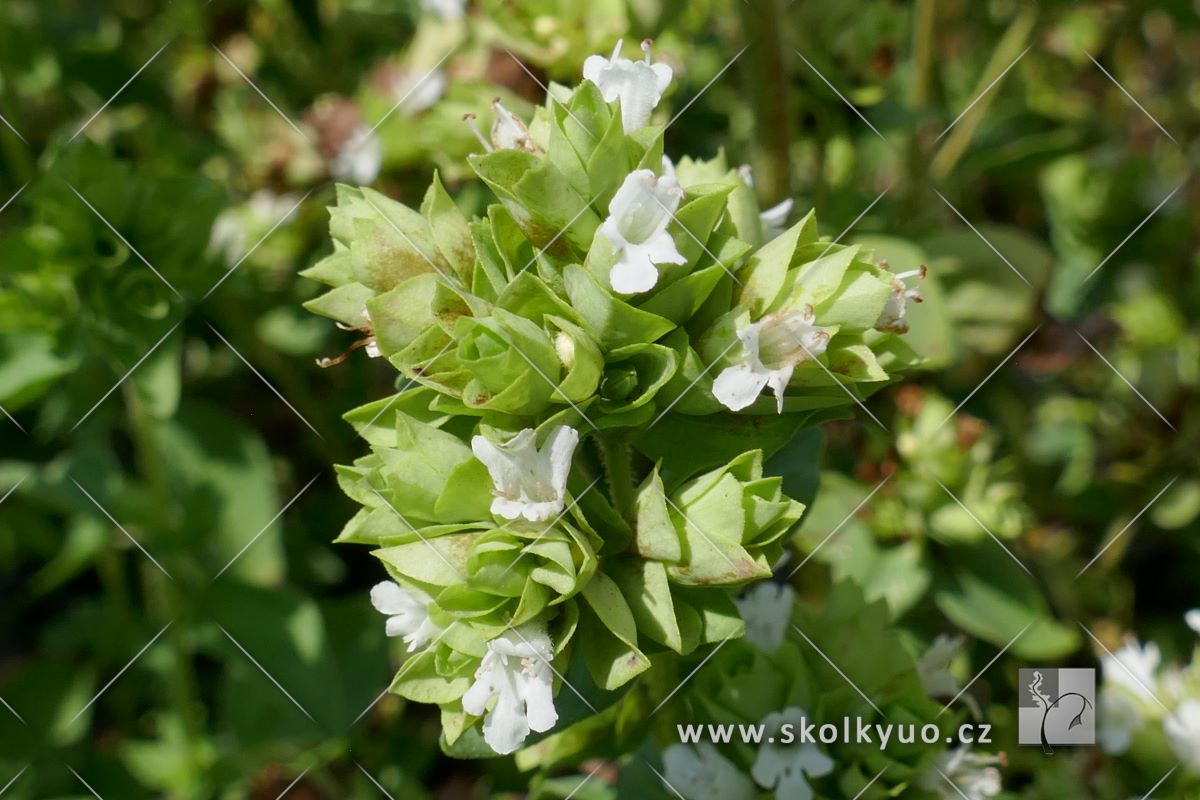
[303, 39, 924, 757]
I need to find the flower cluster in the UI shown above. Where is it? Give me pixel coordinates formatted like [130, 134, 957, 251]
[662, 584, 1003, 800]
[1097, 612, 1200, 773]
[304, 40, 920, 756]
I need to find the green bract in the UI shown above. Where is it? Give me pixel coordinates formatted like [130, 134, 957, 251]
[304, 45, 922, 757]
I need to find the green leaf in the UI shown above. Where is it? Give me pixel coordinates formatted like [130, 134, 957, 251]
[563, 264, 676, 349]
[934, 544, 1080, 660]
[738, 210, 816, 316]
[579, 572, 651, 690]
[610, 558, 684, 653]
[421, 171, 475, 281]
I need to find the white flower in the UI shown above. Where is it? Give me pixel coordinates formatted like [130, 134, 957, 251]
[598, 169, 686, 294]
[738, 164, 793, 241]
[1103, 638, 1161, 702]
[471, 426, 579, 522]
[378, 66, 446, 115]
[759, 199, 793, 241]
[751, 708, 834, 800]
[370, 580, 442, 652]
[712, 306, 832, 413]
[464, 99, 540, 153]
[1097, 688, 1144, 754]
[918, 634, 963, 700]
[874, 265, 926, 333]
[662, 743, 756, 800]
[922, 747, 1002, 800]
[1165, 699, 1200, 772]
[583, 39, 673, 132]
[330, 124, 382, 185]
[734, 582, 793, 653]
[1187, 609, 1200, 636]
[420, 0, 464, 21]
[209, 190, 299, 265]
[461, 626, 557, 754]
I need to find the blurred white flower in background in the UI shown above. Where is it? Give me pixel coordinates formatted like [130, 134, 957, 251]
[735, 582, 794, 653]
[330, 124, 382, 185]
[662, 742, 756, 800]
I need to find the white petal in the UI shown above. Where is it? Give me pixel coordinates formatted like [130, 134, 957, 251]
[517, 665, 558, 733]
[712, 363, 769, 411]
[759, 198, 793, 230]
[610, 250, 661, 294]
[491, 496, 528, 521]
[651, 62, 673, 94]
[773, 767, 816, 800]
[471, 435, 518, 489]
[462, 661, 496, 717]
[518, 498, 562, 523]
[582, 54, 609, 88]
[546, 426, 580, 500]
[370, 581, 414, 616]
[481, 670, 529, 754]
[735, 583, 793, 652]
[794, 745, 834, 777]
[1187, 609, 1200, 636]
[764, 366, 795, 414]
[639, 229, 687, 266]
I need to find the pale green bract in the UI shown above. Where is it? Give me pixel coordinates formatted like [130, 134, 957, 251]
[303, 40, 922, 758]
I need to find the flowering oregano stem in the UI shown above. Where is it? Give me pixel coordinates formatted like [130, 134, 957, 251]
[737, 0, 792, 203]
[597, 430, 637, 521]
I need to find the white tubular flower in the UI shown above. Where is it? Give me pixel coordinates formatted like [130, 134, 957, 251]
[759, 199, 793, 241]
[461, 626, 557, 755]
[1103, 638, 1161, 701]
[712, 306, 832, 413]
[583, 39, 673, 132]
[420, 0, 464, 21]
[491, 99, 536, 151]
[1165, 699, 1200, 772]
[471, 426, 579, 522]
[598, 169, 686, 294]
[1097, 688, 1144, 754]
[734, 582, 794, 653]
[739, 164, 793, 241]
[1187, 609, 1200, 636]
[465, 100, 541, 153]
[662, 743, 756, 800]
[874, 265, 926, 333]
[370, 580, 442, 652]
[751, 708, 834, 800]
[331, 125, 383, 185]
[925, 747, 1002, 800]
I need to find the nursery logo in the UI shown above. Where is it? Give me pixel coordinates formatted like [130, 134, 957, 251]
[1017, 668, 1095, 753]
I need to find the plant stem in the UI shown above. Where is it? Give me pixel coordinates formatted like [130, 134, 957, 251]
[124, 383, 204, 788]
[738, 0, 792, 203]
[597, 431, 636, 521]
[930, 6, 1037, 180]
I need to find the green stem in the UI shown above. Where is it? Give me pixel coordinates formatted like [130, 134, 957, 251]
[124, 384, 203, 789]
[738, 0, 792, 203]
[597, 431, 636, 521]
